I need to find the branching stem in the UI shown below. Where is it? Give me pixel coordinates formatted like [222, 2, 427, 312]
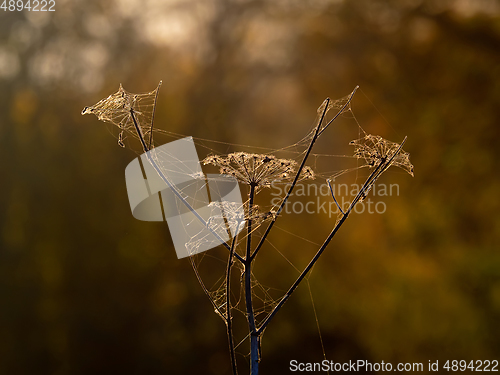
[255, 136, 407, 335]
[250, 86, 358, 262]
[244, 184, 259, 375]
[327, 179, 345, 215]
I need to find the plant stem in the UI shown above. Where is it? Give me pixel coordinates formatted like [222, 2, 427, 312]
[256, 211, 349, 335]
[317, 86, 359, 137]
[250, 334, 259, 375]
[249, 99, 329, 262]
[226, 230, 239, 375]
[256, 136, 407, 335]
[130, 109, 149, 153]
[250, 86, 358, 262]
[148, 81, 162, 150]
[244, 184, 259, 375]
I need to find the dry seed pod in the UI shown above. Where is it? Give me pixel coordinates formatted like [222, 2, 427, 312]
[203, 152, 315, 191]
[350, 135, 414, 177]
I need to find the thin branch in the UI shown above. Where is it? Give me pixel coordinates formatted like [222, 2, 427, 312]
[148, 81, 162, 150]
[256, 211, 348, 335]
[327, 179, 345, 215]
[130, 109, 149, 153]
[246, 185, 256, 264]
[250, 86, 358, 262]
[226, 230, 240, 375]
[249, 99, 330, 262]
[244, 184, 259, 375]
[256, 136, 407, 335]
[317, 85, 359, 137]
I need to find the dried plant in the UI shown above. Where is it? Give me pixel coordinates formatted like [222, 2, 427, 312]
[82, 82, 161, 150]
[350, 134, 414, 176]
[203, 152, 315, 191]
[83, 84, 413, 375]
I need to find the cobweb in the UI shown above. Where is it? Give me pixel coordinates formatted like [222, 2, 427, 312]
[350, 134, 414, 177]
[82, 84, 413, 361]
[82, 81, 162, 150]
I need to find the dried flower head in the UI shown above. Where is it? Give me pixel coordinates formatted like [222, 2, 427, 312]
[203, 152, 315, 190]
[81, 82, 162, 149]
[350, 135, 414, 176]
[208, 201, 276, 228]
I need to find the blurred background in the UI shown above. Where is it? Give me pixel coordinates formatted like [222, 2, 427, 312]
[1, 0, 499, 373]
